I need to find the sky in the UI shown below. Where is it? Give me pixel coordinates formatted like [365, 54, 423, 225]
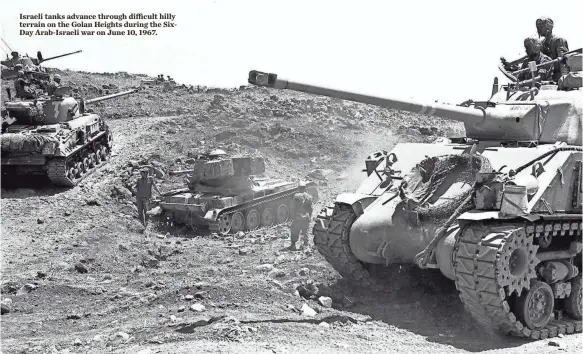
[1, 0, 581, 103]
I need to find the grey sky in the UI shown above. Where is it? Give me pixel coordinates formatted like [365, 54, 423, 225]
[1, 0, 581, 103]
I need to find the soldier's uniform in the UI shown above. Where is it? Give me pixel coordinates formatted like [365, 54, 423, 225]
[136, 168, 161, 225]
[517, 38, 553, 82]
[14, 70, 36, 99]
[536, 17, 569, 82]
[289, 191, 314, 250]
[46, 74, 62, 96]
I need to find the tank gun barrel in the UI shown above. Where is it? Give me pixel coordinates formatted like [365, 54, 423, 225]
[39, 50, 82, 63]
[248, 70, 507, 124]
[85, 89, 138, 104]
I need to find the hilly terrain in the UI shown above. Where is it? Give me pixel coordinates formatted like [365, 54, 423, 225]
[1, 69, 580, 354]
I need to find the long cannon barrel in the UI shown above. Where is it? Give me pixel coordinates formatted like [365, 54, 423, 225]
[39, 50, 82, 63]
[248, 70, 508, 124]
[85, 89, 138, 104]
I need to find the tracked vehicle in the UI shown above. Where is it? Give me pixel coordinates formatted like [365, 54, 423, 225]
[1, 87, 137, 186]
[159, 150, 318, 234]
[247, 49, 583, 340]
[1, 50, 82, 79]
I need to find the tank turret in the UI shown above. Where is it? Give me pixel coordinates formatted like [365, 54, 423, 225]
[3, 88, 137, 126]
[248, 52, 582, 146]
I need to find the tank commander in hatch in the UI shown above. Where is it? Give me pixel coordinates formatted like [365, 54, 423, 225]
[136, 168, 162, 225]
[517, 37, 552, 82]
[536, 17, 569, 81]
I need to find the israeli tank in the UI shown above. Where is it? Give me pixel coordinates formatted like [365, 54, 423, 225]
[159, 149, 318, 234]
[247, 48, 583, 340]
[1, 86, 137, 186]
[1, 50, 82, 79]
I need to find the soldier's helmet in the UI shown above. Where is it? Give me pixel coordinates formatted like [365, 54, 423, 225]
[524, 37, 542, 49]
[54, 74, 61, 82]
[536, 17, 553, 29]
[11, 51, 19, 58]
[208, 149, 227, 158]
[17, 70, 24, 77]
[14, 63, 23, 70]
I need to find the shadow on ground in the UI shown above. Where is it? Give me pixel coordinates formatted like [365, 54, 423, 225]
[1, 175, 68, 198]
[318, 265, 529, 352]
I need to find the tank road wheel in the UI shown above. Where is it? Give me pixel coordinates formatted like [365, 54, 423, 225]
[230, 212, 245, 233]
[99, 146, 110, 161]
[87, 152, 97, 168]
[75, 162, 84, 177]
[261, 208, 276, 227]
[246, 209, 261, 230]
[565, 276, 582, 320]
[81, 155, 90, 173]
[67, 166, 77, 181]
[276, 204, 290, 224]
[217, 214, 232, 235]
[516, 281, 555, 330]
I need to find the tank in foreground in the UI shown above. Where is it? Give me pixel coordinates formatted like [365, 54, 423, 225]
[159, 151, 318, 234]
[247, 49, 582, 340]
[1, 87, 137, 186]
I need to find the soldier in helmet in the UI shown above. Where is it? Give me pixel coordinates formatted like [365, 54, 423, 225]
[10, 52, 20, 67]
[536, 17, 569, 81]
[136, 168, 162, 225]
[517, 37, 552, 82]
[46, 74, 62, 95]
[288, 190, 314, 250]
[14, 70, 36, 99]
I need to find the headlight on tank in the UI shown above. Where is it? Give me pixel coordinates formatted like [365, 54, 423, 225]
[42, 142, 57, 155]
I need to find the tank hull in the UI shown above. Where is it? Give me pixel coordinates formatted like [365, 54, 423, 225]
[1, 116, 113, 187]
[312, 140, 582, 340]
[159, 179, 318, 234]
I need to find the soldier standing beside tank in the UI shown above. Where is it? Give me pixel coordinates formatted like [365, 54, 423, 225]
[517, 37, 552, 82]
[536, 17, 569, 82]
[136, 168, 162, 225]
[288, 191, 314, 250]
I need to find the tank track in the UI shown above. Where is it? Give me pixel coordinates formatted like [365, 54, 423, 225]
[453, 220, 582, 339]
[312, 203, 380, 289]
[206, 188, 301, 233]
[46, 135, 111, 187]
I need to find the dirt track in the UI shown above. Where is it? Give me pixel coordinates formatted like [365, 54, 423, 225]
[1, 72, 582, 353]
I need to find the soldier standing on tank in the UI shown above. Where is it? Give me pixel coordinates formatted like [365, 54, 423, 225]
[536, 17, 569, 81]
[288, 191, 314, 250]
[517, 37, 552, 82]
[136, 168, 162, 225]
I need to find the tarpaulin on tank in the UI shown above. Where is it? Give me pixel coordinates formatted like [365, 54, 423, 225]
[0, 133, 58, 152]
[398, 154, 493, 221]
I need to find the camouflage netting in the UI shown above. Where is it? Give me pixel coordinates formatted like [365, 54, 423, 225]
[398, 154, 494, 227]
[0, 133, 58, 152]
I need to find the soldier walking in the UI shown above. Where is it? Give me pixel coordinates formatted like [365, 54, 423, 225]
[288, 191, 314, 250]
[136, 168, 162, 225]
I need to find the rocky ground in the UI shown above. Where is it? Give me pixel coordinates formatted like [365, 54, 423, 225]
[1, 70, 581, 354]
